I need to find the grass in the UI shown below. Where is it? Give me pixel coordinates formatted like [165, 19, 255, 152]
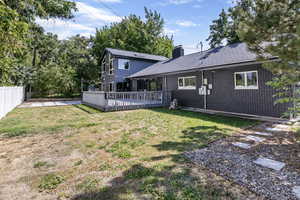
[0, 105, 258, 199]
[296, 127, 300, 141]
[39, 174, 64, 190]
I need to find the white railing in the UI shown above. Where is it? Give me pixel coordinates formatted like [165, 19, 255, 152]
[82, 91, 171, 111]
[0, 86, 25, 119]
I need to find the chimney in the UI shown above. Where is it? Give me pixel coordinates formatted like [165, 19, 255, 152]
[172, 45, 184, 59]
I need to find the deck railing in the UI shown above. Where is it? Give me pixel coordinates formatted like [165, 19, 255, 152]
[82, 91, 171, 111]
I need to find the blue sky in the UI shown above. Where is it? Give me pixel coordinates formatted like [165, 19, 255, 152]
[37, 0, 234, 54]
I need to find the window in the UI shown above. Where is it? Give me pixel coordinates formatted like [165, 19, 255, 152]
[109, 82, 114, 92]
[109, 58, 114, 75]
[178, 76, 196, 90]
[234, 71, 258, 89]
[118, 59, 130, 70]
[101, 58, 106, 74]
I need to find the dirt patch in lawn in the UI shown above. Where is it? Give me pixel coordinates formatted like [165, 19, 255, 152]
[0, 106, 259, 200]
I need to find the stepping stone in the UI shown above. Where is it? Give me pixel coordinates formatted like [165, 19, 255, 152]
[254, 157, 285, 171]
[293, 186, 300, 199]
[232, 142, 252, 149]
[253, 131, 272, 136]
[274, 124, 290, 129]
[266, 127, 283, 132]
[245, 135, 265, 142]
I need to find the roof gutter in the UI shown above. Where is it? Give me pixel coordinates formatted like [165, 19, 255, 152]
[129, 58, 279, 79]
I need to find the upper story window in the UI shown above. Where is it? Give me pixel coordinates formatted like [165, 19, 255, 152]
[118, 59, 130, 70]
[109, 58, 114, 75]
[101, 58, 106, 73]
[234, 71, 258, 90]
[178, 76, 196, 90]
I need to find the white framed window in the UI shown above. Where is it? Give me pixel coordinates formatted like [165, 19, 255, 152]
[178, 76, 196, 90]
[234, 71, 258, 90]
[118, 59, 130, 70]
[109, 58, 114, 75]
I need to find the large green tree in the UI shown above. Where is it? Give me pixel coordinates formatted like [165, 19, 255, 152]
[206, 9, 240, 48]
[0, 0, 77, 86]
[93, 7, 173, 66]
[0, 1, 28, 85]
[232, 0, 300, 116]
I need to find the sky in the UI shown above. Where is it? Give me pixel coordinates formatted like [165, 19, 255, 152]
[37, 0, 234, 55]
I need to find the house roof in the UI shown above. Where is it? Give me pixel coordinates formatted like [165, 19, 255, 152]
[129, 43, 276, 78]
[105, 48, 168, 61]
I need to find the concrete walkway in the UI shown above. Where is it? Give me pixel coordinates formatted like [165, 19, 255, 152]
[19, 101, 81, 108]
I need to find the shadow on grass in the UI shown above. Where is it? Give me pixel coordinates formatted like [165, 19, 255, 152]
[73, 104, 103, 114]
[71, 119, 251, 199]
[149, 108, 258, 128]
[71, 163, 232, 200]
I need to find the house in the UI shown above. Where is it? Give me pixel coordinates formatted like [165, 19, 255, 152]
[100, 48, 167, 92]
[127, 43, 292, 118]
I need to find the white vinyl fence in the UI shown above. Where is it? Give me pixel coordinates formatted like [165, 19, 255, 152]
[0, 87, 25, 119]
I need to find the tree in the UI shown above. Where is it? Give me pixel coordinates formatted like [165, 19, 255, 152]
[60, 35, 98, 90]
[93, 7, 173, 67]
[0, 0, 77, 86]
[232, 0, 300, 116]
[0, 2, 28, 85]
[206, 9, 240, 48]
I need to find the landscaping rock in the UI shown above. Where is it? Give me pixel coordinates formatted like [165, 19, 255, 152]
[245, 135, 265, 143]
[232, 142, 252, 149]
[253, 157, 285, 171]
[253, 132, 272, 136]
[185, 140, 300, 200]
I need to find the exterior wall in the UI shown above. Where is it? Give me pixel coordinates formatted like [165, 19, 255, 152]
[166, 64, 289, 117]
[166, 72, 204, 109]
[0, 87, 24, 119]
[115, 57, 156, 83]
[100, 53, 115, 92]
[100, 53, 157, 92]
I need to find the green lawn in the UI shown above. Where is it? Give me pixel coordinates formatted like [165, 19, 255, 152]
[0, 105, 258, 200]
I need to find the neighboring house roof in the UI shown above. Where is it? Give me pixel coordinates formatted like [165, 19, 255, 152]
[129, 43, 276, 78]
[105, 48, 168, 61]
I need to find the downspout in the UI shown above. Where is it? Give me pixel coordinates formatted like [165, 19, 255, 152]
[202, 71, 207, 109]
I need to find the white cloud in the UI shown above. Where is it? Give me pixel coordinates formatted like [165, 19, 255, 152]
[168, 0, 193, 5]
[93, 0, 122, 3]
[164, 27, 180, 35]
[76, 2, 122, 23]
[36, 18, 96, 39]
[159, 0, 204, 6]
[36, 18, 95, 32]
[36, 2, 123, 39]
[176, 20, 199, 27]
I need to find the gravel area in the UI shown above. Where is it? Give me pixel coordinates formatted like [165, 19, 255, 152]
[185, 138, 300, 200]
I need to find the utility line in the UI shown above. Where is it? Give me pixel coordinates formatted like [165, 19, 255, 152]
[96, 1, 123, 18]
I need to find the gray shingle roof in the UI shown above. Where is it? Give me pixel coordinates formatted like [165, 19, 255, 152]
[129, 43, 275, 78]
[105, 48, 168, 61]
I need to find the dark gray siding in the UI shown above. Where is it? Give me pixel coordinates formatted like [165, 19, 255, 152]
[166, 64, 288, 117]
[100, 53, 157, 92]
[115, 57, 156, 83]
[166, 72, 204, 109]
